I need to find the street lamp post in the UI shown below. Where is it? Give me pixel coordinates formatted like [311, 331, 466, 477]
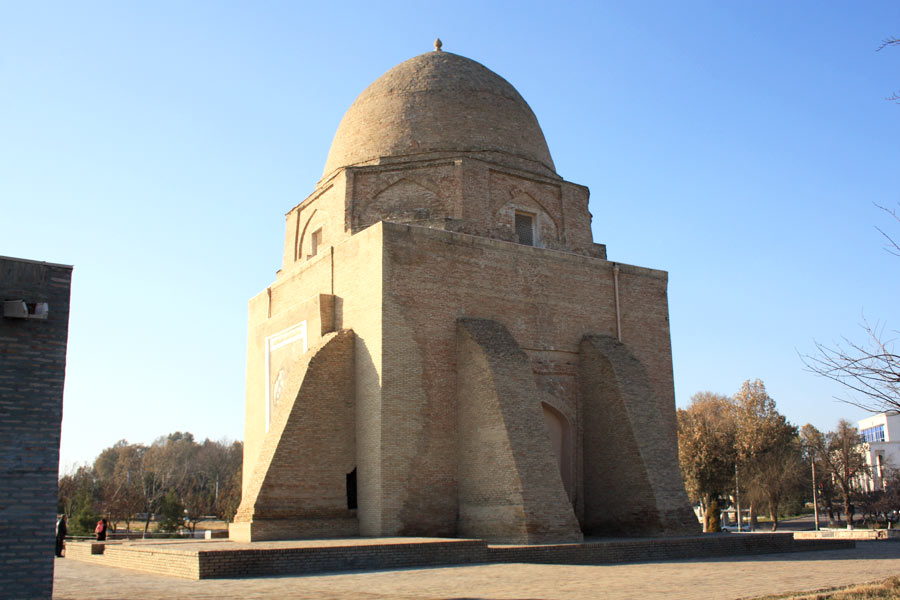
[735, 464, 742, 532]
[811, 452, 820, 531]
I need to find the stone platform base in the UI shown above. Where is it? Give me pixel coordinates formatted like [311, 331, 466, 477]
[64, 533, 855, 580]
[228, 517, 359, 542]
[794, 529, 900, 540]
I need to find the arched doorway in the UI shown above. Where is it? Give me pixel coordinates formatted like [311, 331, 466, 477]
[541, 402, 573, 502]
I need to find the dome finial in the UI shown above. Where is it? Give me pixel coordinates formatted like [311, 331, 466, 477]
[434, 38, 442, 52]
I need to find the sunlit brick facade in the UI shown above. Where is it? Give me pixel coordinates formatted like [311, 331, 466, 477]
[231, 47, 698, 543]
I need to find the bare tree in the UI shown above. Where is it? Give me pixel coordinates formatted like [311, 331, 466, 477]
[804, 323, 899, 412]
[878, 37, 900, 51]
[180, 439, 242, 529]
[806, 420, 870, 528]
[733, 380, 802, 531]
[742, 440, 806, 531]
[803, 204, 900, 412]
[138, 433, 196, 536]
[92, 441, 145, 531]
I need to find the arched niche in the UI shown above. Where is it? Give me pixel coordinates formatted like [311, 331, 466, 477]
[541, 401, 574, 502]
[357, 178, 448, 230]
[297, 209, 329, 261]
[497, 191, 560, 247]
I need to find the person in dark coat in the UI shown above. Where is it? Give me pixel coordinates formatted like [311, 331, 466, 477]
[55, 515, 67, 556]
[95, 518, 108, 541]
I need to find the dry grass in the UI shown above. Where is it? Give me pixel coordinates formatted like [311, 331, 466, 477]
[750, 576, 900, 600]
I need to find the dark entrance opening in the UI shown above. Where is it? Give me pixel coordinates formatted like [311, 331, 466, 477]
[346, 467, 357, 510]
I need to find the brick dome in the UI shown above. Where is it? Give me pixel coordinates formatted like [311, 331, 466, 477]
[322, 50, 557, 179]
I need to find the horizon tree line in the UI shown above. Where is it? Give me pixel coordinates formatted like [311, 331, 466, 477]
[58, 432, 242, 536]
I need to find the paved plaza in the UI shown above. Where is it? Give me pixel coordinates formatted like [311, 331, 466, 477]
[54, 540, 900, 600]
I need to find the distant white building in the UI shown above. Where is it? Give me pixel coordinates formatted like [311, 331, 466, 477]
[857, 412, 900, 491]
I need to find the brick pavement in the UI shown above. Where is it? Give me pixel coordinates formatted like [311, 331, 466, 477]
[53, 540, 900, 599]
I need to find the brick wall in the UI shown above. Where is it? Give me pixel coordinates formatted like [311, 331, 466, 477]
[486, 534, 855, 565]
[242, 220, 696, 541]
[0, 256, 73, 600]
[378, 222, 690, 538]
[242, 290, 336, 486]
[321, 51, 557, 181]
[66, 541, 201, 579]
[580, 335, 698, 535]
[282, 156, 601, 271]
[65, 535, 855, 580]
[282, 174, 349, 270]
[233, 330, 357, 541]
[241, 226, 385, 538]
[456, 318, 582, 543]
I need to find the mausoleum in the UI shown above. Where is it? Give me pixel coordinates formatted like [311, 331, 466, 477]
[230, 42, 698, 543]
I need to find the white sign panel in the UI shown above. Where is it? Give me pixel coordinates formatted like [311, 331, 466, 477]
[264, 321, 308, 430]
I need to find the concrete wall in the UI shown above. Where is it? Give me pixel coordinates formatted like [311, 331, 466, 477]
[0, 256, 73, 600]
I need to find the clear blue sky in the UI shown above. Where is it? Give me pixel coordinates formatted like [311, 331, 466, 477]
[2, 2, 898, 470]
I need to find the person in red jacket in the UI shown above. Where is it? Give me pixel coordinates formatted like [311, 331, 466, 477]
[94, 518, 108, 541]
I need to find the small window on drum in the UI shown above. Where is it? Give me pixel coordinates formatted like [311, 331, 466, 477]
[309, 228, 323, 259]
[515, 212, 535, 246]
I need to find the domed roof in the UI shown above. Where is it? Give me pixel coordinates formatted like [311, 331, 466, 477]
[322, 49, 556, 179]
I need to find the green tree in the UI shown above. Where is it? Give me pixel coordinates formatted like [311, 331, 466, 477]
[58, 465, 100, 536]
[156, 489, 185, 533]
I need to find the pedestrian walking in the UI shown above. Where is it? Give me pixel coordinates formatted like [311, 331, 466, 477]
[55, 515, 67, 556]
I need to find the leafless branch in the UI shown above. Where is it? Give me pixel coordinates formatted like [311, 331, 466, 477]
[877, 38, 900, 103]
[877, 37, 900, 52]
[802, 319, 900, 412]
[875, 203, 900, 256]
